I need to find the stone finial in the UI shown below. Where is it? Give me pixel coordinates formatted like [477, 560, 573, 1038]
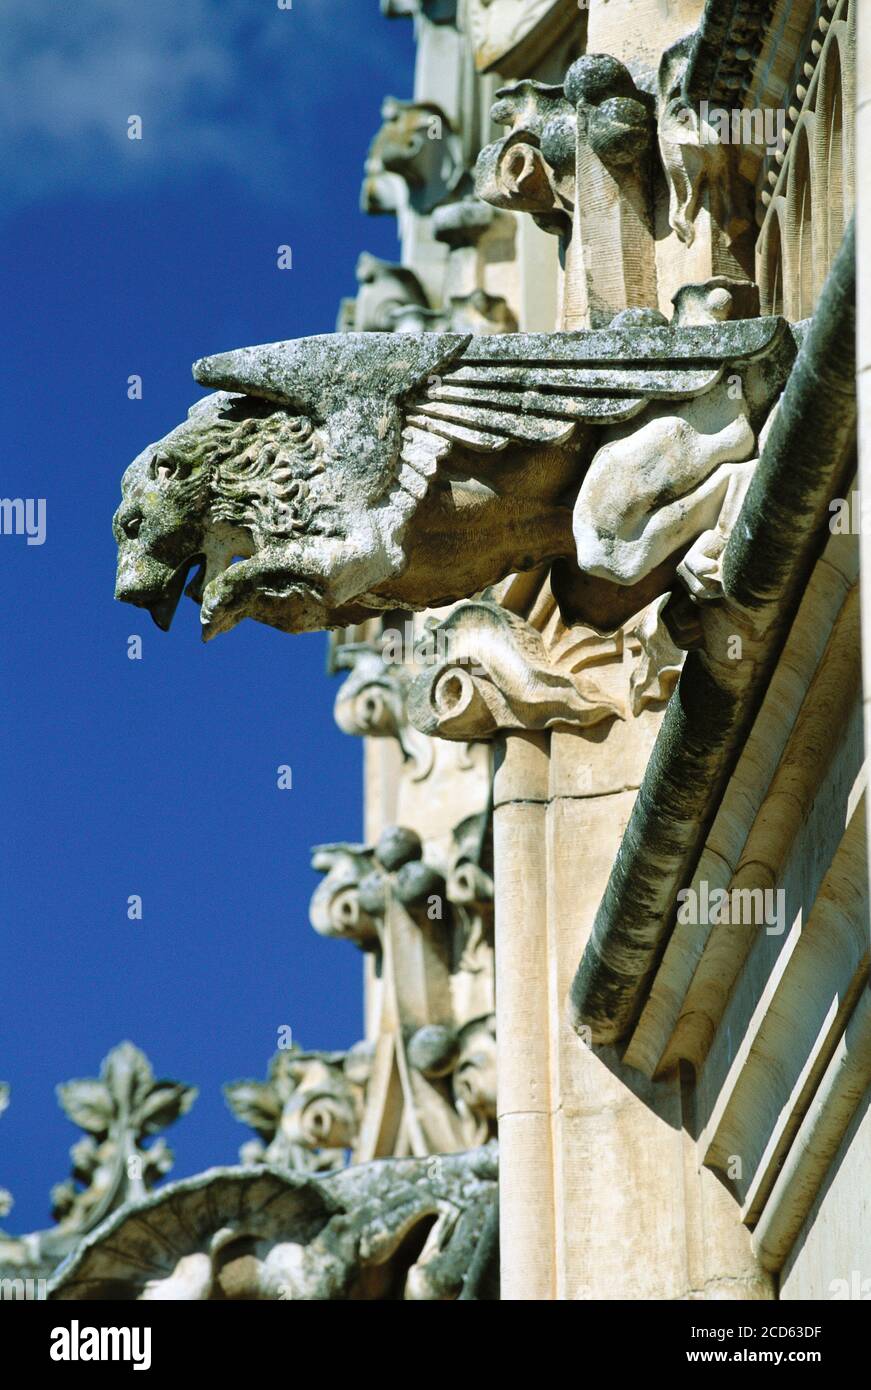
[308, 814, 495, 1156]
[50, 1042, 197, 1235]
[475, 54, 657, 327]
[224, 1047, 363, 1174]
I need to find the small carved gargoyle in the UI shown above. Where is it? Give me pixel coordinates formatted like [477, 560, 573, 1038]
[114, 305, 795, 644]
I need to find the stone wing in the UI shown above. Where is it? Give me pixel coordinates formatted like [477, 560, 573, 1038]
[404, 319, 790, 452]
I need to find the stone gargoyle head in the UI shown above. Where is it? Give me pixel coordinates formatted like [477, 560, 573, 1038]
[114, 308, 796, 644]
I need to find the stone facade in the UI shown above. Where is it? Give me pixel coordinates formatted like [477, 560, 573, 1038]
[2, 0, 866, 1301]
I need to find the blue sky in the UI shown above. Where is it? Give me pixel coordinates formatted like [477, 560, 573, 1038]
[0, 0, 416, 1231]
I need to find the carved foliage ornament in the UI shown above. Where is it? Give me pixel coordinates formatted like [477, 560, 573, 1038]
[50, 1042, 197, 1235]
[406, 595, 683, 739]
[224, 1046, 365, 1174]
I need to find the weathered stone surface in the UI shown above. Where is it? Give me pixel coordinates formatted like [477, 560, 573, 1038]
[362, 98, 466, 216]
[340, 253, 431, 334]
[48, 1145, 498, 1301]
[113, 317, 794, 646]
[225, 1047, 364, 1174]
[405, 595, 683, 738]
[475, 54, 658, 327]
[469, 0, 580, 77]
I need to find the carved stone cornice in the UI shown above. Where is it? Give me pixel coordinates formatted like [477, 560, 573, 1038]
[475, 54, 657, 327]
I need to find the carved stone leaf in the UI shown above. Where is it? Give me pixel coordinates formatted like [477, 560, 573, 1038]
[224, 1083, 282, 1139]
[135, 1082, 198, 1137]
[102, 1041, 154, 1111]
[55, 1080, 115, 1135]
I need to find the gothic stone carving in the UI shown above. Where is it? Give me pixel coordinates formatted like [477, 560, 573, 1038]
[382, 0, 457, 21]
[114, 313, 795, 648]
[362, 99, 466, 217]
[0, 1043, 196, 1288]
[48, 1144, 499, 1301]
[309, 817, 495, 1156]
[225, 1046, 365, 1174]
[49, 1042, 197, 1236]
[406, 595, 682, 739]
[469, 0, 580, 78]
[475, 55, 657, 327]
[657, 36, 756, 278]
[339, 253, 430, 334]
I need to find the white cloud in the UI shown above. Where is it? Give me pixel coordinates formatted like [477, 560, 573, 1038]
[0, 0, 399, 207]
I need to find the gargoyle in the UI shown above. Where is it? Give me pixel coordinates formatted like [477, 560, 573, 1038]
[113, 304, 796, 645]
[361, 98, 466, 216]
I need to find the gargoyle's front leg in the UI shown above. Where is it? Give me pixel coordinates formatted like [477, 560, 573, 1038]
[199, 545, 325, 640]
[199, 533, 399, 640]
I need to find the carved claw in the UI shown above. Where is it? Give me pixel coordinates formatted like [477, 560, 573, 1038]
[676, 528, 727, 604]
[200, 563, 253, 642]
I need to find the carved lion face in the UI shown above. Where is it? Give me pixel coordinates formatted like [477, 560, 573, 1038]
[113, 393, 326, 630]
